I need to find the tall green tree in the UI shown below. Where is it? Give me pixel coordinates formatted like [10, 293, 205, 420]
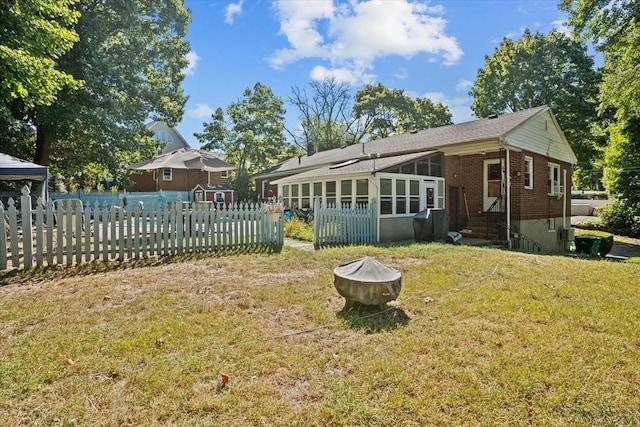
[353, 84, 409, 140]
[469, 29, 601, 186]
[353, 83, 452, 141]
[396, 97, 452, 134]
[18, 0, 190, 186]
[561, 0, 640, 212]
[196, 82, 287, 176]
[600, 120, 640, 210]
[0, 0, 81, 159]
[561, 0, 639, 121]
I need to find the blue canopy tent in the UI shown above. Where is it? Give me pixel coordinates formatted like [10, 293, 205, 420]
[0, 153, 49, 204]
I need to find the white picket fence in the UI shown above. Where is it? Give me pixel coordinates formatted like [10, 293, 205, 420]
[1, 189, 283, 271]
[313, 196, 378, 248]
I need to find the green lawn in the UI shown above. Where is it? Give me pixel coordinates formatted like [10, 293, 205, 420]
[1, 243, 639, 425]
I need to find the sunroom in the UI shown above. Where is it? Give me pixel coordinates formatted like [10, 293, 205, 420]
[272, 151, 446, 242]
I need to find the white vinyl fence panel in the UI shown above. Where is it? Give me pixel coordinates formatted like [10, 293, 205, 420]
[313, 196, 378, 248]
[1, 189, 283, 271]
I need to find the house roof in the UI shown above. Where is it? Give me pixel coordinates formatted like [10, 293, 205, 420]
[146, 120, 191, 151]
[272, 151, 435, 184]
[128, 148, 236, 172]
[255, 105, 573, 180]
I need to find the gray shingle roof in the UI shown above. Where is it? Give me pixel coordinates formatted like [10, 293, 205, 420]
[273, 151, 435, 183]
[254, 105, 549, 179]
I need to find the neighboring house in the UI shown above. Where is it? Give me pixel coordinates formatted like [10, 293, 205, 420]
[127, 122, 236, 203]
[253, 106, 577, 253]
[147, 120, 191, 154]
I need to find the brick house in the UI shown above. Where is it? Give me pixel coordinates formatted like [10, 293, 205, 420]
[127, 122, 236, 204]
[253, 106, 577, 253]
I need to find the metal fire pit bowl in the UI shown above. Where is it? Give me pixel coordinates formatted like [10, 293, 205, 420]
[333, 256, 402, 310]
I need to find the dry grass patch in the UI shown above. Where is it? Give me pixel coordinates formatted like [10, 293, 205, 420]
[1, 244, 639, 425]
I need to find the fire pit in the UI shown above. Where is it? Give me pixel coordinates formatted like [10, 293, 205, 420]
[333, 256, 402, 310]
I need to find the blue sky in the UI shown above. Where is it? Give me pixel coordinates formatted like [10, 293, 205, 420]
[176, 0, 570, 149]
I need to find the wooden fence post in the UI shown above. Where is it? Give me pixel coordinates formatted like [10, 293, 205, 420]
[313, 196, 321, 248]
[0, 201, 7, 270]
[20, 186, 33, 269]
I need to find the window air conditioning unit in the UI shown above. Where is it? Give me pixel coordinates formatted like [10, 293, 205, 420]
[550, 184, 565, 199]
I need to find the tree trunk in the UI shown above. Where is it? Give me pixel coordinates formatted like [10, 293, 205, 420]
[34, 126, 52, 166]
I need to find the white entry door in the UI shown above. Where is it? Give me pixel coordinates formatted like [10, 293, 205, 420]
[483, 159, 504, 211]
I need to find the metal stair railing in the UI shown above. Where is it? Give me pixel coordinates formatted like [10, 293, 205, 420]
[485, 195, 505, 241]
[484, 195, 542, 253]
[507, 223, 542, 253]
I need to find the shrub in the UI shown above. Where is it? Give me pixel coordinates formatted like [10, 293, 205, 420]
[597, 199, 640, 237]
[284, 217, 314, 242]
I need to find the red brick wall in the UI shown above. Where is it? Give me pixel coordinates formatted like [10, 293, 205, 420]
[444, 153, 500, 218]
[509, 151, 572, 221]
[127, 170, 229, 192]
[444, 150, 572, 221]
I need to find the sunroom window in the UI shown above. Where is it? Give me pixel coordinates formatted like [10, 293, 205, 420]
[380, 179, 393, 215]
[409, 180, 420, 213]
[326, 181, 336, 206]
[356, 179, 369, 206]
[340, 180, 352, 207]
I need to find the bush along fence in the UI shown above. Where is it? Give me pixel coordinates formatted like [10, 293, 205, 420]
[1, 187, 283, 271]
[313, 196, 378, 248]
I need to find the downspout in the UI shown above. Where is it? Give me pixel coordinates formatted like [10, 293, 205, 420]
[563, 168, 568, 250]
[500, 138, 512, 249]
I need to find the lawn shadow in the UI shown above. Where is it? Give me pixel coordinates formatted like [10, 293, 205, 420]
[337, 303, 410, 333]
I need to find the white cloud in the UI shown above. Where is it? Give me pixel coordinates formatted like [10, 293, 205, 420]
[187, 103, 215, 119]
[269, 0, 462, 84]
[394, 67, 408, 80]
[184, 51, 200, 76]
[309, 65, 375, 85]
[225, 1, 244, 24]
[424, 91, 474, 123]
[551, 19, 571, 36]
[455, 79, 473, 92]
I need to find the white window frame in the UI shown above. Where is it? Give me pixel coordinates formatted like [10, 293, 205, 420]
[547, 162, 561, 195]
[221, 170, 228, 178]
[524, 156, 533, 190]
[378, 174, 444, 218]
[162, 168, 172, 181]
